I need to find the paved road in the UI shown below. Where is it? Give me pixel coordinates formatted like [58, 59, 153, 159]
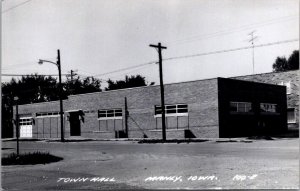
[2, 139, 299, 190]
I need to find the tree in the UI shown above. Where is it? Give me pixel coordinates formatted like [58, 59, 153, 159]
[1, 73, 102, 138]
[1, 74, 60, 138]
[64, 75, 101, 95]
[273, 50, 299, 72]
[105, 74, 154, 91]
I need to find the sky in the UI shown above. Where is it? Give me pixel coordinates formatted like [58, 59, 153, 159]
[2, 0, 299, 87]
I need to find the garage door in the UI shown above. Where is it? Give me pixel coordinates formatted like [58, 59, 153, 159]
[19, 117, 32, 138]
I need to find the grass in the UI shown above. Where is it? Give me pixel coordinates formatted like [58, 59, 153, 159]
[2, 151, 63, 166]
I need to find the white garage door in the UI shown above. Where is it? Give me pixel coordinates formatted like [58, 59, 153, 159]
[19, 117, 32, 138]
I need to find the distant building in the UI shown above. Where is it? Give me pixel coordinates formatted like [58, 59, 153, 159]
[13, 71, 296, 139]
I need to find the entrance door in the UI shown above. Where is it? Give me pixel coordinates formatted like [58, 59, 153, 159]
[19, 117, 32, 138]
[69, 112, 81, 136]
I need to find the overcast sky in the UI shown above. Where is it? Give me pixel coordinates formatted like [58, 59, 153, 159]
[2, 0, 299, 86]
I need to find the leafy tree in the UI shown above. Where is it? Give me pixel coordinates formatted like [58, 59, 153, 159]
[1, 73, 102, 138]
[273, 50, 299, 72]
[105, 74, 154, 91]
[1, 74, 60, 138]
[64, 75, 101, 95]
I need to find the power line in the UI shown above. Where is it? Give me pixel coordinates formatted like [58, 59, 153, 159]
[167, 15, 298, 46]
[164, 39, 299, 61]
[93, 61, 156, 77]
[1, 74, 68, 77]
[3, 39, 297, 80]
[2, 0, 33, 14]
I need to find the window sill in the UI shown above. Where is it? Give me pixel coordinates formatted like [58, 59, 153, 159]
[154, 113, 188, 118]
[98, 117, 123, 120]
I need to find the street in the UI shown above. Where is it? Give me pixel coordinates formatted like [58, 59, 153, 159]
[1, 138, 299, 190]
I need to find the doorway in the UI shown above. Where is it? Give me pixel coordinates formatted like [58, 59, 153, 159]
[69, 112, 81, 136]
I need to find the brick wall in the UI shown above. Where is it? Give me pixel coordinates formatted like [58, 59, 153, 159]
[67, 78, 219, 139]
[16, 78, 219, 139]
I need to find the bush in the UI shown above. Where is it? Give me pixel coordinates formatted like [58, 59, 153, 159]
[2, 151, 63, 166]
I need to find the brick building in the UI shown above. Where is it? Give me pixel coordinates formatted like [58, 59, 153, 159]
[14, 74, 291, 139]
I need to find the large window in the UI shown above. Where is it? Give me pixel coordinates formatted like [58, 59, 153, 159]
[287, 108, 296, 123]
[19, 117, 33, 126]
[19, 117, 33, 138]
[260, 103, 278, 113]
[154, 104, 188, 117]
[230, 102, 252, 113]
[98, 109, 122, 120]
[36, 112, 60, 117]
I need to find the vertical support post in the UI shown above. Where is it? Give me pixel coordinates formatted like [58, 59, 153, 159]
[177, 116, 178, 129]
[49, 118, 51, 138]
[124, 97, 129, 138]
[57, 49, 65, 142]
[149, 42, 167, 141]
[15, 101, 19, 156]
[98, 120, 101, 131]
[188, 115, 190, 129]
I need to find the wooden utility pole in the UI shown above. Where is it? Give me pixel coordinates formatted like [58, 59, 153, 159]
[124, 97, 129, 138]
[14, 97, 19, 156]
[57, 49, 65, 142]
[149, 42, 167, 141]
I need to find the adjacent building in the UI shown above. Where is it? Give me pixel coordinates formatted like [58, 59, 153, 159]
[14, 70, 297, 139]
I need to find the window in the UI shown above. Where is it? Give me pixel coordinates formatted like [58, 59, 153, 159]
[36, 112, 60, 117]
[260, 103, 278, 113]
[278, 81, 291, 94]
[98, 109, 122, 120]
[155, 104, 188, 117]
[230, 102, 252, 113]
[287, 108, 296, 123]
[19, 117, 32, 138]
[19, 117, 33, 126]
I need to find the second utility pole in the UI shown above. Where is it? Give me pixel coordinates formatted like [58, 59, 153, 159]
[149, 42, 167, 142]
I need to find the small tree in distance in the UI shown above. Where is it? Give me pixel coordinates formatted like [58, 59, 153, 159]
[273, 50, 299, 72]
[105, 74, 155, 91]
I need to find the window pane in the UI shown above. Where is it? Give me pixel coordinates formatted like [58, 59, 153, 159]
[166, 109, 176, 114]
[177, 104, 187, 109]
[99, 114, 106, 118]
[115, 112, 122, 117]
[177, 109, 188, 113]
[115, 109, 122, 113]
[260, 103, 277, 113]
[166, 105, 176, 110]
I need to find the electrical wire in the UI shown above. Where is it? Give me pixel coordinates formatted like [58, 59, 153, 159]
[93, 61, 156, 77]
[164, 39, 299, 61]
[166, 15, 298, 46]
[2, 39, 298, 80]
[2, 0, 33, 14]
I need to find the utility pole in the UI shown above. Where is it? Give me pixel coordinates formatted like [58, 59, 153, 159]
[149, 42, 167, 142]
[38, 49, 64, 142]
[124, 97, 129, 138]
[248, 31, 258, 74]
[69, 70, 78, 82]
[14, 97, 19, 156]
[57, 49, 64, 142]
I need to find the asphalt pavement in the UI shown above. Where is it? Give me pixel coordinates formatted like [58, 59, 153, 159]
[1, 138, 299, 190]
